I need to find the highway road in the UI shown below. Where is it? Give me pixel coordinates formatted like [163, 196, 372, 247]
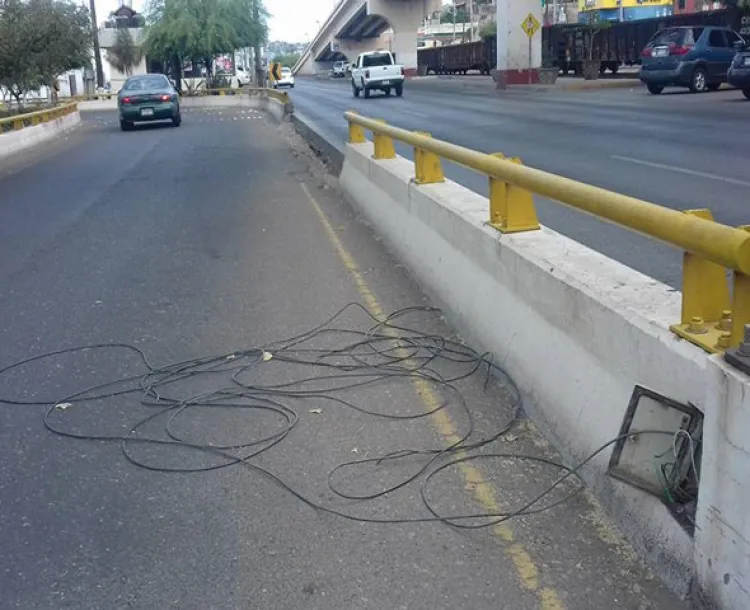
[0, 106, 688, 609]
[290, 77, 750, 288]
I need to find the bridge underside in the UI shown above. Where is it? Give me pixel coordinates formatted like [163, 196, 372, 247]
[314, 6, 391, 63]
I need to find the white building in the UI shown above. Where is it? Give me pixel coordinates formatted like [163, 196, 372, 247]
[98, 3, 147, 92]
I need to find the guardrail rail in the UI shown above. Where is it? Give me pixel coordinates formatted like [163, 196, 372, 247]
[345, 110, 750, 355]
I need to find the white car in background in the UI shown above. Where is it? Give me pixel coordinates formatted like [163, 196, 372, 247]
[274, 66, 295, 88]
[235, 65, 251, 87]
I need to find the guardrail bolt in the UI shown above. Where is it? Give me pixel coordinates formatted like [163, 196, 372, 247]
[717, 310, 733, 331]
[716, 331, 732, 350]
[687, 316, 707, 334]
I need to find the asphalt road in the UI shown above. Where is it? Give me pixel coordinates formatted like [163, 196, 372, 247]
[0, 106, 688, 609]
[289, 77, 750, 288]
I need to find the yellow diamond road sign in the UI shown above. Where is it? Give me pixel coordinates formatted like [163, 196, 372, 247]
[521, 13, 540, 38]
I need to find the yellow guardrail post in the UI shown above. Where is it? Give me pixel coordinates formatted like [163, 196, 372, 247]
[13, 119, 23, 130]
[730, 226, 750, 348]
[488, 154, 540, 234]
[670, 209, 732, 352]
[372, 120, 395, 160]
[413, 132, 444, 184]
[348, 116, 366, 144]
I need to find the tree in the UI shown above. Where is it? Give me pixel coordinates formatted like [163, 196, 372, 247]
[440, 5, 469, 24]
[478, 21, 496, 40]
[0, 0, 91, 104]
[107, 28, 141, 76]
[272, 53, 300, 68]
[143, 0, 267, 87]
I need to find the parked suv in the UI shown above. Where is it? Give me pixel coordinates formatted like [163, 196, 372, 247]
[639, 26, 745, 94]
[727, 41, 750, 99]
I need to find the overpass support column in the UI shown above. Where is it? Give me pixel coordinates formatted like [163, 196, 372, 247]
[495, 0, 542, 86]
[367, 0, 442, 77]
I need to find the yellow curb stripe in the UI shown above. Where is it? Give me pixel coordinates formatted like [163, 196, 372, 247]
[300, 182, 565, 610]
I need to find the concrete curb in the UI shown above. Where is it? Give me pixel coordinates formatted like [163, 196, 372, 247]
[408, 77, 641, 95]
[290, 112, 345, 174]
[0, 111, 81, 161]
[557, 79, 640, 91]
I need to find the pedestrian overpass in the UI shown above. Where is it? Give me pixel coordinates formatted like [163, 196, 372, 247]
[294, 0, 442, 77]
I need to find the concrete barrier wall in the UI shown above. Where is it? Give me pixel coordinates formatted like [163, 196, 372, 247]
[0, 111, 81, 161]
[179, 94, 292, 122]
[335, 139, 750, 607]
[696, 357, 750, 610]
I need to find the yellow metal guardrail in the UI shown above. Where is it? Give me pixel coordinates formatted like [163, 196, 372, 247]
[0, 102, 78, 134]
[178, 87, 289, 103]
[345, 110, 750, 354]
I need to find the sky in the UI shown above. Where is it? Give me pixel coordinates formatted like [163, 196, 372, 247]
[94, 0, 449, 45]
[94, 0, 339, 44]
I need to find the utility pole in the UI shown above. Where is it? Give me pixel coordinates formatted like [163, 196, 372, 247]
[253, 0, 263, 86]
[89, 0, 104, 88]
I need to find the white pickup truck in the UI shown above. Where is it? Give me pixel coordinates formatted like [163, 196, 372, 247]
[350, 51, 404, 98]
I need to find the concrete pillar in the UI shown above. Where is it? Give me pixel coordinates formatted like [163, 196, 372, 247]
[367, 0, 442, 77]
[495, 0, 542, 86]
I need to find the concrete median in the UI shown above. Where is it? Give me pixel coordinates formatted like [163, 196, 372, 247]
[322, 134, 750, 609]
[0, 108, 81, 161]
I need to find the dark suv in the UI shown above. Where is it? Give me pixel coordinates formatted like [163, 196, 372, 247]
[639, 26, 745, 94]
[728, 42, 750, 99]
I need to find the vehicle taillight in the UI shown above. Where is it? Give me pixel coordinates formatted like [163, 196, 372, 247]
[160, 94, 171, 101]
[365, 69, 370, 79]
[641, 47, 652, 58]
[121, 97, 131, 104]
[400, 66, 404, 76]
[670, 44, 693, 56]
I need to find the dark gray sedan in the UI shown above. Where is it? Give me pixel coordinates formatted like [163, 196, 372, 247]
[118, 74, 181, 131]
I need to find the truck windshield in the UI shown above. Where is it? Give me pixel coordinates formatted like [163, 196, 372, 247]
[362, 53, 392, 67]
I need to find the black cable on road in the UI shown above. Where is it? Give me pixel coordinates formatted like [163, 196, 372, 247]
[0, 303, 679, 528]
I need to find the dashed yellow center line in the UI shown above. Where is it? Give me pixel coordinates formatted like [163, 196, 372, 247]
[300, 182, 564, 610]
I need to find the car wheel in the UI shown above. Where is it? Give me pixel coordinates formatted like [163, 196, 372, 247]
[395, 85, 403, 97]
[352, 81, 360, 98]
[172, 113, 181, 127]
[364, 87, 370, 99]
[707, 83, 721, 91]
[646, 84, 664, 95]
[690, 67, 708, 93]
[744, 88, 750, 100]
[120, 120, 132, 131]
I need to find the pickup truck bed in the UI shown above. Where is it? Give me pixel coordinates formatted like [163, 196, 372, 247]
[351, 51, 405, 98]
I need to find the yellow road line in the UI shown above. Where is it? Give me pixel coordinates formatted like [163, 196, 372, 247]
[300, 182, 565, 610]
